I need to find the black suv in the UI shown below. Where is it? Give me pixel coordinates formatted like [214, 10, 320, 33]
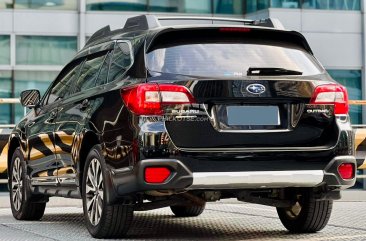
[8, 15, 356, 238]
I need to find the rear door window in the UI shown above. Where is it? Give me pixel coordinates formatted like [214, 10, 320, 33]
[74, 53, 106, 93]
[146, 30, 324, 78]
[95, 51, 112, 87]
[108, 42, 133, 83]
[45, 61, 82, 105]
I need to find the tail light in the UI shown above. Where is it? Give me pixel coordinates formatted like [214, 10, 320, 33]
[219, 27, 251, 33]
[338, 163, 355, 180]
[121, 83, 195, 115]
[144, 167, 171, 183]
[310, 84, 349, 115]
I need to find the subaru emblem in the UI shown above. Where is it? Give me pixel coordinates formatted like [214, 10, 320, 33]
[246, 84, 266, 94]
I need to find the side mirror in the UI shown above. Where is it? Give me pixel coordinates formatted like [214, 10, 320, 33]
[20, 89, 40, 108]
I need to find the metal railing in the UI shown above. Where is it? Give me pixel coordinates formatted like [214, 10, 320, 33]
[0, 98, 23, 129]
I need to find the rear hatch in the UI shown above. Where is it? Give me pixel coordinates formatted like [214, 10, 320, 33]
[142, 27, 347, 150]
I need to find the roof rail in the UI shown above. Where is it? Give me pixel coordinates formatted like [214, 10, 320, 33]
[156, 16, 284, 29]
[122, 15, 284, 32]
[85, 15, 284, 47]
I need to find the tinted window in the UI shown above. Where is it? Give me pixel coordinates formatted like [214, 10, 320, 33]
[147, 34, 323, 77]
[75, 54, 105, 92]
[46, 63, 81, 105]
[108, 42, 132, 83]
[95, 51, 112, 86]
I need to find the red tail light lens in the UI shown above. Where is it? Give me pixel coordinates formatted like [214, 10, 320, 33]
[338, 163, 355, 180]
[310, 84, 349, 115]
[121, 83, 195, 115]
[144, 167, 171, 183]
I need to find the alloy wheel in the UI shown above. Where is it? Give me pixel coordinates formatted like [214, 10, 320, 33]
[85, 158, 104, 226]
[11, 157, 23, 211]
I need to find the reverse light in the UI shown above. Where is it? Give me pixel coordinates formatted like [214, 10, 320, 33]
[310, 84, 349, 115]
[121, 83, 195, 115]
[144, 167, 171, 183]
[338, 163, 355, 180]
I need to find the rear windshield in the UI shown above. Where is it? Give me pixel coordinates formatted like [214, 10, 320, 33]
[146, 31, 324, 78]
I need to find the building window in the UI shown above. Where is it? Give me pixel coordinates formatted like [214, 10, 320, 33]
[302, 0, 360, 10]
[0, 71, 12, 124]
[150, 0, 212, 14]
[214, 0, 244, 14]
[327, 69, 362, 124]
[0, 35, 10, 65]
[271, 0, 300, 8]
[244, 0, 360, 12]
[86, 0, 148, 11]
[86, 0, 212, 13]
[16, 36, 77, 65]
[257, 0, 270, 10]
[13, 0, 77, 10]
[14, 71, 58, 122]
[0, 0, 13, 8]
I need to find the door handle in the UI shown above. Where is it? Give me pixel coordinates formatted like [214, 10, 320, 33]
[27, 121, 35, 127]
[77, 99, 89, 110]
[47, 111, 57, 122]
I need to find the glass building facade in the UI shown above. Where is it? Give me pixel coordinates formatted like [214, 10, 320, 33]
[246, 0, 360, 13]
[0, 0, 361, 12]
[0, 0, 77, 10]
[16, 36, 77, 65]
[0, 35, 76, 123]
[0, 35, 10, 65]
[328, 70, 362, 124]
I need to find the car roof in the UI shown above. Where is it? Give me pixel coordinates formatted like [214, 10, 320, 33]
[82, 15, 285, 48]
[78, 15, 312, 58]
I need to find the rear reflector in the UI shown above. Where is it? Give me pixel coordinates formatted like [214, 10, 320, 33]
[310, 84, 349, 115]
[144, 167, 171, 183]
[121, 83, 195, 115]
[338, 163, 355, 180]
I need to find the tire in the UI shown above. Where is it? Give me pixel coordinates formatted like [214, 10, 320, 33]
[277, 192, 333, 233]
[170, 202, 206, 217]
[9, 148, 46, 220]
[82, 145, 133, 239]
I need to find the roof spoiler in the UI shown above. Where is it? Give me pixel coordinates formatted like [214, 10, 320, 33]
[86, 15, 285, 46]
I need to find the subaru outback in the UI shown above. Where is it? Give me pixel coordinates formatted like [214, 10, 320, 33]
[8, 15, 356, 238]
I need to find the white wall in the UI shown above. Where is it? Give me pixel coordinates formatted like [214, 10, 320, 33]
[0, 10, 78, 36]
[268, 8, 363, 69]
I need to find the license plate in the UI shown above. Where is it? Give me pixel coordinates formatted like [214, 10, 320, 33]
[226, 106, 280, 126]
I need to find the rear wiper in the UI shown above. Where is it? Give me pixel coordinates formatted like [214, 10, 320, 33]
[247, 67, 303, 76]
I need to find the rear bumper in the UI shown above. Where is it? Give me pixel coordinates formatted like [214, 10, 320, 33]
[110, 155, 356, 197]
[190, 170, 323, 189]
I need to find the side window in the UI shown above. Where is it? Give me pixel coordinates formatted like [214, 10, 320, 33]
[108, 42, 132, 83]
[46, 62, 82, 105]
[95, 51, 112, 87]
[74, 54, 106, 93]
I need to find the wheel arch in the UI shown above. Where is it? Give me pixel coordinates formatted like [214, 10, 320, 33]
[8, 137, 21, 173]
[7, 137, 21, 189]
[77, 131, 101, 189]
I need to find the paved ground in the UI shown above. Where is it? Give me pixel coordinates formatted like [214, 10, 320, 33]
[0, 193, 366, 240]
